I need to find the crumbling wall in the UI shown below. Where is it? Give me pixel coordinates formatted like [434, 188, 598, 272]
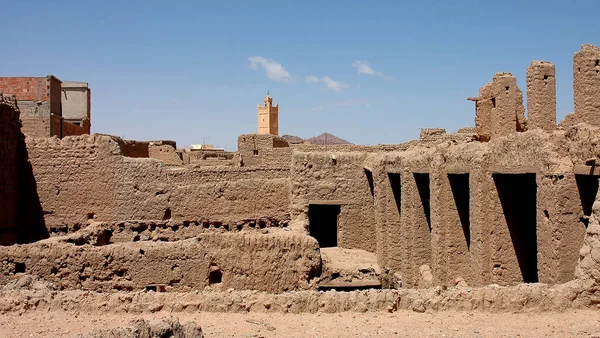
[237, 134, 292, 167]
[473, 82, 493, 141]
[25, 135, 289, 232]
[0, 232, 320, 292]
[471, 73, 525, 141]
[188, 150, 235, 166]
[291, 142, 417, 153]
[527, 61, 556, 131]
[573, 44, 600, 126]
[148, 143, 183, 165]
[490, 73, 526, 138]
[25, 135, 170, 231]
[290, 152, 376, 252]
[419, 128, 446, 142]
[100, 136, 182, 161]
[119, 139, 150, 158]
[0, 94, 20, 245]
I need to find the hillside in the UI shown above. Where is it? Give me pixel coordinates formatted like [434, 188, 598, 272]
[305, 132, 352, 145]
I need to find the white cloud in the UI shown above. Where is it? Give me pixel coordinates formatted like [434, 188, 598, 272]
[305, 75, 320, 83]
[305, 75, 348, 92]
[322, 76, 348, 92]
[248, 56, 292, 82]
[352, 60, 392, 80]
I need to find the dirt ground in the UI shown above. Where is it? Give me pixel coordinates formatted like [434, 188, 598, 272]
[1, 310, 599, 338]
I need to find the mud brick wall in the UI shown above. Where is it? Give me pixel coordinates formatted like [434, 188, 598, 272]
[0, 232, 320, 292]
[169, 167, 291, 224]
[290, 152, 376, 252]
[238, 134, 293, 167]
[148, 143, 183, 165]
[25, 135, 170, 230]
[118, 140, 150, 158]
[25, 135, 291, 231]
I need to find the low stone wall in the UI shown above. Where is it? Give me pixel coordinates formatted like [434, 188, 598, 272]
[0, 232, 321, 293]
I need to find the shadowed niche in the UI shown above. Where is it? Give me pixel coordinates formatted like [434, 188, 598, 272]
[493, 173, 538, 283]
[575, 174, 599, 228]
[414, 173, 431, 232]
[449, 174, 470, 249]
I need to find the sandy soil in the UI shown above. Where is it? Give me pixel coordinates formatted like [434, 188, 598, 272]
[1, 310, 600, 338]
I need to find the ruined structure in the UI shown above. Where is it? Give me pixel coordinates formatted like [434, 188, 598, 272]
[257, 95, 278, 135]
[468, 72, 526, 140]
[1, 44, 600, 315]
[527, 61, 556, 131]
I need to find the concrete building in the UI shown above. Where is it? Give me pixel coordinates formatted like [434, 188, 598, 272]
[61, 81, 91, 131]
[257, 95, 278, 135]
[0, 75, 90, 138]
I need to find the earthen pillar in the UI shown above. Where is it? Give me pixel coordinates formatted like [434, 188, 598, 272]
[527, 61, 556, 131]
[573, 44, 600, 126]
[490, 72, 522, 139]
[473, 82, 493, 141]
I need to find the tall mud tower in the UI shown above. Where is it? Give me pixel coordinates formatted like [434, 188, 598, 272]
[257, 96, 278, 135]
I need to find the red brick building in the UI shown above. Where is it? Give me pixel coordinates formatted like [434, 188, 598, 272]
[0, 75, 90, 138]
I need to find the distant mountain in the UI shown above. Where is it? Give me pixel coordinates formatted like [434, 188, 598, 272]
[305, 132, 352, 145]
[281, 134, 304, 144]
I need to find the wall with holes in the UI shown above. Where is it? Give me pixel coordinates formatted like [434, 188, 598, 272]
[24, 134, 292, 233]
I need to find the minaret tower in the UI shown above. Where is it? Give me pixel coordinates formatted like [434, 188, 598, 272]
[257, 95, 278, 135]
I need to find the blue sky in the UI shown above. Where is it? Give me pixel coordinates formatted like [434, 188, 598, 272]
[1, 0, 599, 150]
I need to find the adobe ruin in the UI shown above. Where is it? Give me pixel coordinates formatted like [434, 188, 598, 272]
[1, 44, 600, 318]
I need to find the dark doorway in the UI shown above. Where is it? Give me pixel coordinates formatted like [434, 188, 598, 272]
[414, 173, 431, 232]
[309, 204, 341, 248]
[388, 173, 401, 215]
[493, 173, 538, 283]
[449, 174, 470, 249]
[575, 174, 599, 228]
